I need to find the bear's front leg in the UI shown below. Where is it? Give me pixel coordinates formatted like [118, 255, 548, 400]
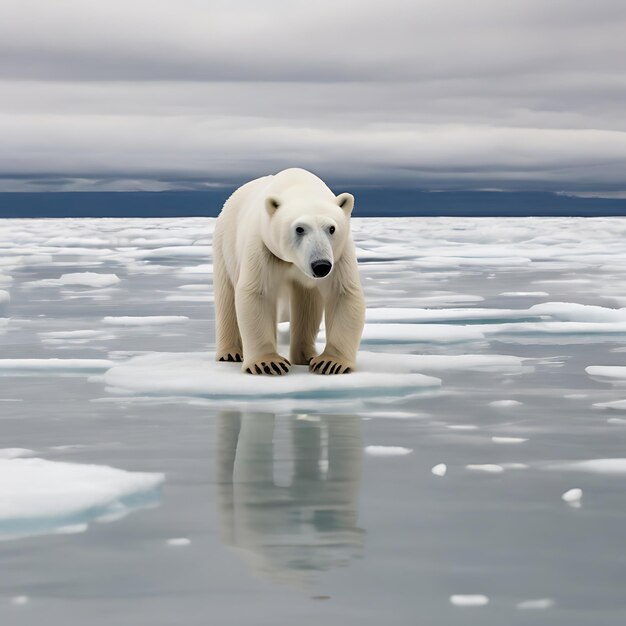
[310, 274, 365, 375]
[235, 282, 291, 375]
[289, 282, 324, 365]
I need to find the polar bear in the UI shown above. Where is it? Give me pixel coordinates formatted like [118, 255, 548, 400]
[213, 168, 365, 375]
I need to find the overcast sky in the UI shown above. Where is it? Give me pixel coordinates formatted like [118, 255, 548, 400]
[2, 0, 626, 193]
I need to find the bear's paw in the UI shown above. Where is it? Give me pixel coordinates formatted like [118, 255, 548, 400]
[216, 349, 243, 363]
[243, 353, 291, 375]
[309, 353, 353, 375]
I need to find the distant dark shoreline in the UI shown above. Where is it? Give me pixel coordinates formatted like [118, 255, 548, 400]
[1, 190, 625, 218]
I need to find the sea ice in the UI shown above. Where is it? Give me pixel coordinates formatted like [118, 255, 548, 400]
[516, 599, 555, 610]
[431, 463, 447, 477]
[103, 352, 442, 402]
[102, 316, 189, 326]
[449, 595, 489, 607]
[548, 459, 626, 474]
[364, 446, 413, 457]
[24, 272, 121, 288]
[0, 359, 112, 374]
[0, 457, 164, 541]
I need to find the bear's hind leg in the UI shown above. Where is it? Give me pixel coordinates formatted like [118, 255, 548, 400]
[289, 282, 323, 365]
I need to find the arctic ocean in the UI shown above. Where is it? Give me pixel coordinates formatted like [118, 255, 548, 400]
[2, 216, 626, 625]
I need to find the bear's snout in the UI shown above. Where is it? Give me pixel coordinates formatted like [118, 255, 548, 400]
[311, 260, 332, 278]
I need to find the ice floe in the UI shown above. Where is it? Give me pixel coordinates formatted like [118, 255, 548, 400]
[0, 359, 112, 374]
[548, 459, 626, 474]
[449, 595, 489, 607]
[102, 316, 189, 326]
[0, 457, 163, 540]
[516, 599, 555, 610]
[103, 352, 442, 402]
[364, 446, 413, 457]
[24, 272, 121, 288]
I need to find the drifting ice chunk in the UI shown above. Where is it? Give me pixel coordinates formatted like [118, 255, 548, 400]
[102, 316, 189, 326]
[562, 488, 583, 505]
[365, 446, 413, 457]
[548, 459, 626, 474]
[466, 464, 504, 473]
[25, 272, 121, 288]
[431, 463, 447, 477]
[0, 359, 112, 374]
[586, 366, 626, 382]
[489, 400, 523, 408]
[358, 324, 485, 344]
[516, 599, 555, 610]
[593, 399, 626, 411]
[364, 307, 542, 324]
[449, 595, 489, 607]
[0, 457, 163, 541]
[103, 352, 441, 402]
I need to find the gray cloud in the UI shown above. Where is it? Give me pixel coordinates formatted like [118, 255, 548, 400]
[1, 0, 626, 191]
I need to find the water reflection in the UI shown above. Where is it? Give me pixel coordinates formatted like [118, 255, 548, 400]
[216, 412, 365, 587]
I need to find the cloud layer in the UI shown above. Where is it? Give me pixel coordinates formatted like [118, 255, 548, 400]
[2, 0, 626, 191]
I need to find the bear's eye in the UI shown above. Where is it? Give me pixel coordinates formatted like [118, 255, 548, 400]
[295, 226, 305, 235]
[329, 226, 335, 235]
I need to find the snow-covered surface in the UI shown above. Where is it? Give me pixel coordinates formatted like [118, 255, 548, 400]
[104, 352, 441, 400]
[2, 216, 626, 623]
[0, 457, 164, 540]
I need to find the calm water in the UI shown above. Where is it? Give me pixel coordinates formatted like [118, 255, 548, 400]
[1, 217, 626, 625]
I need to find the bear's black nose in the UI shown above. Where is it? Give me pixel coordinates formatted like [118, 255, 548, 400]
[311, 260, 332, 278]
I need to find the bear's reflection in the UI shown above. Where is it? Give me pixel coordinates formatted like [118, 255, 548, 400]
[216, 411, 364, 586]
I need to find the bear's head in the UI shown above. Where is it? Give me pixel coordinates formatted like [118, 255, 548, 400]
[264, 192, 354, 280]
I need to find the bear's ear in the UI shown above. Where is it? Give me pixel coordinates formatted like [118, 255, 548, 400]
[265, 196, 281, 216]
[336, 193, 354, 215]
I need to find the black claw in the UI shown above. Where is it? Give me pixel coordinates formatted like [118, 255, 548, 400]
[235, 354, 242, 362]
[271, 363, 281, 374]
[264, 365, 271, 374]
[245, 367, 251, 374]
[331, 363, 339, 374]
[280, 362, 289, 373]
[315, 361, 324, 372]
[285, 359, 291, 366]
[344, 367, 351, 374]
[322, 361, 332, 374]
[254, 364, 262, 374]
[219, 357, 225, 362]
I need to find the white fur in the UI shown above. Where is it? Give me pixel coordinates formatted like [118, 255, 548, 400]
[213, 168, 365, 375]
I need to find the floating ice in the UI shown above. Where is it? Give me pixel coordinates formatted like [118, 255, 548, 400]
[491, 436, 527, 444]
[358, 324, 485, 344]
[449, 595, 489, 607]
[166, 537, 191, 547]
[489, 400, 523, 408]
[431, 463, 447, 477]
[358, 352, 526, 374]
[0, 359, 112, 374]
[364, 446, 413, 457]
[103, 352, 441, 402]
[11, 596, 29, 606]
[593, 399, 626, 411]
[364, 307, 541, 324]
[516, 599, 555, 610]
[0, 457, 163, 541]
[102, 316, 189, 326]
[25, 272, 121, 288]
[500, 292, 549, 297]
[466, 464, 504, 473]
[562, 488, 583, 504]
[586, 366, 626, 382]
[548, 459, 626, 474]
